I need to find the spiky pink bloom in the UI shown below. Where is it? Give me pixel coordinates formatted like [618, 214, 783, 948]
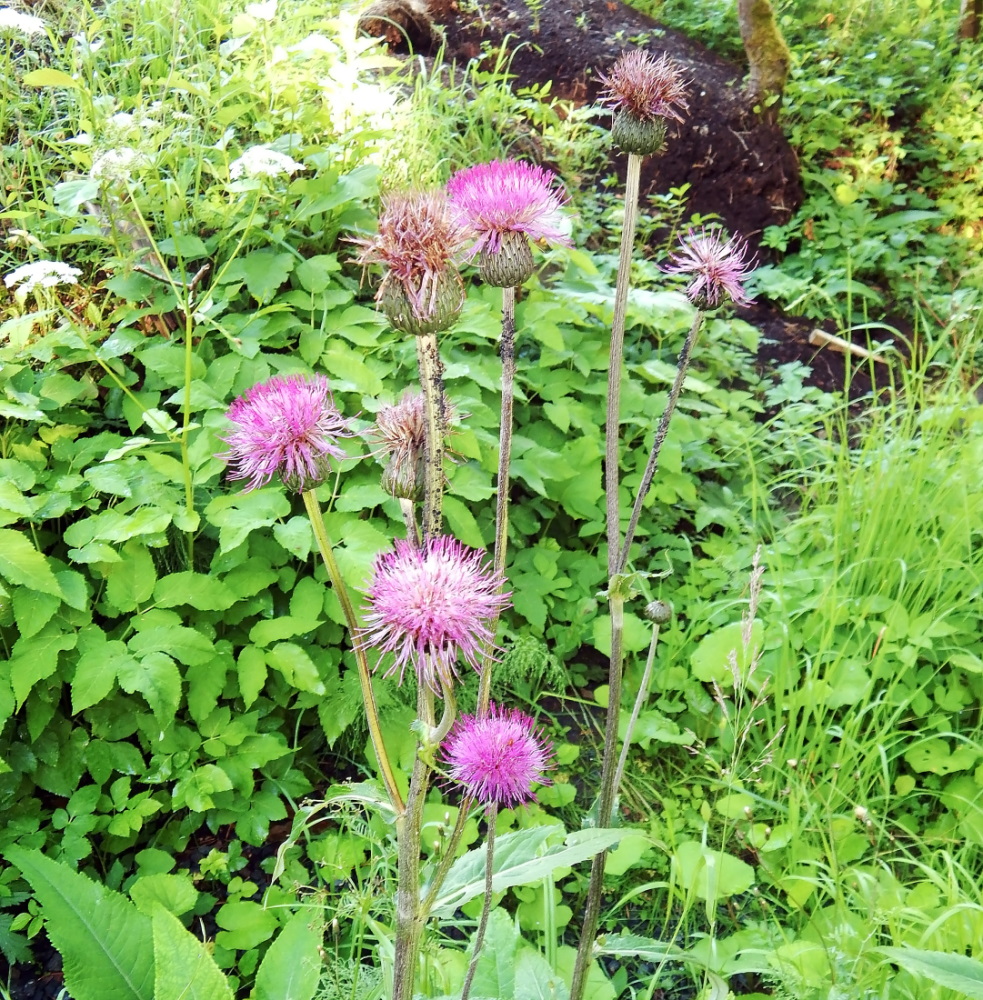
[598, 50, 689, 125]
[441, 703, 553, 807]
[220, 374, 354, 492]
[361, 536, 511, 692]
[352, 189, 468, 335]
[662, 227, 755, 308]
[446, 160, 571, 259]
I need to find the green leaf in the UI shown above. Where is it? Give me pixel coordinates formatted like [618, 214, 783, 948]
[515, 948, 570, 1000]
[673, 841, 755, 901]
[105, 541, 157, 612]
[266, 642, 326, 695]
[595, 933, 684, 963]
[0, 529, 62, 596]
[118, 652, 182, 726]
[128, 626, 216, 666]
[237, 646, 268, 708]
[225, 251, 296, 304]
[12, 588, 61, 638]
[10, 628, 77, 707]
[294, 254, 340, 294]
[4, 847, 154, 1000]
[154, 572, 236, 610]
[432, 826, 628, 914]
[205, 491, 291, 552]
[152, 906, 234, 1000]
[215, 900, 278, 951]
[156, 234, 209, 259]
[877, 947, 983, 998]
[130, 874, 198, 917]
[690, 621, 763, 687]
[72, 639, 131, 713]
[254, 911, 324, 1000]
[23, 69, 81, 89]
[443, 495, 487, 548]
[468, 909, 517, 1000]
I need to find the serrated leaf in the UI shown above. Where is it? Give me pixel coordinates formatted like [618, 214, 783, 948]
[186, 660, 226, 724]
[72, 640, 132, 713]
[254, 911, 324, 1000]
[128, 626, 215, 666]
[432, 826, 628, 914]
[225, 251, 296, 304]
[5, 847, 154, 1000]
[12, 588, 61, 639]
[237, 646, 267, 708]
[105, 541, 157, 612]
[118, 652, 182, 726]
[0, 529, 62, 596]
[10, 628, 77, 708]
[249, 617, 321, 646]
[265, 643, 325, 695]
[152, 906, 234, 1000]
[154, 572, 236, 610]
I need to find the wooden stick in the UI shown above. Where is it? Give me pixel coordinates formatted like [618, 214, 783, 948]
[808, 328, 888, 364]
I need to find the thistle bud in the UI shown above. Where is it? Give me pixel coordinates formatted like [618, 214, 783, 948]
[479, 230, 536, 288]
[643, 600, 673, 624]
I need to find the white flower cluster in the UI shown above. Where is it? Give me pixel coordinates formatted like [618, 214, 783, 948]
[5, 260, 81, 292]
[90, 147, 147, 183]
[245, 0, 276, 20]
[0, 6, 46, 36]
[229, 146, 305, 180]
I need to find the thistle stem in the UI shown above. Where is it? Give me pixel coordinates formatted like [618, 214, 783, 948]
[416, 332, 447, 543]
[461, 802, 499, 1000]
[477, 284, 517, 717]
[605, 151, 643, 575]
[301, 490, 404, 814]
[616, 310, 703, 575]
[392, 686, 435, 1000]
[613, 622, 661, 794]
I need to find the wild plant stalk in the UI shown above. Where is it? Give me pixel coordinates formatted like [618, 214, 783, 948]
[478, 284, 517, 716]
[416, 331, 448, 542]
[302, 490, 404, 813]
[460, 802, 498, 1000]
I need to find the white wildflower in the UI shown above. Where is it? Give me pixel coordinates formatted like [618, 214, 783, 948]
[290, 32, 335, 55]
[245, 0, 276, 20]
[5, 260, 81, 292]
[72, 30, 105, 55]
[0, 6, 46, 36]
[229, 145, 304, 180]
[90, 147, 147, 183]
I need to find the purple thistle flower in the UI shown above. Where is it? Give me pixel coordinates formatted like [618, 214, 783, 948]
[662, 227, 755, 308]
[441, 703, 553, 808]
[361, 536, 511, 692]
[220, 374, 354, 492]
[598, 50, 689, 126]
[352, 189, 467, 335]
[446, 160, 571, 286]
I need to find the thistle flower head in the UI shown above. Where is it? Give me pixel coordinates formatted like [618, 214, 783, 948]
[662, 227, 755, 308]
[446, 160, 571, 286]
[370, 392, 435, 501]
[220, 374, 354, 492]
[5, 260, 81, 292]
[353, 190, 468, 336]
[441, 703, 553, 807]
[361, 536, 510, 693]
[599, 51, 689, 154]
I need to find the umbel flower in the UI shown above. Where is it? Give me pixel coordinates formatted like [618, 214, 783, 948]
[220, 374, 354, 492]
[361, 536, 510, 693]
[229, 145, 305, 181]
[5, 260, 81, 292]
[441, 703, 553, 807]
[663, 227, 755, 309]
[353, 190, 468, 337]
[447, 160, 571, 287]
[0, 6, 46, 36]
[598, 50, 689, 156]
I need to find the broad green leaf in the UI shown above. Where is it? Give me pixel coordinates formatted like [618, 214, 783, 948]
[128, 626, 216, 666]
[10, 628, 77, 707]
[673, 841, 755, 901]
[433, 826, 628, 914]
[105, 541, 157, 612]
[118, 652, 182, 726]
[266, 642, 326, 695]
[469, 909, 517, 1000]
[690, 621, 763, 687]
[72, 639, 132, 713]
[12, 588, 60, 638]
[249, 616, 322, 646]
[515, 948, 570, 1000]
[23, 69, 80, 89]
[294, 254, 340, 293]
[254, 911, 324, 1000]
[131, 874, 198, 917]
[152, 906, 234, 1000]
[0, 528, 62, 596]
[187, 660, 227, 725]
[156, 234, 209, 259]
[154, 572, 236, 610]
[237, 646, 267, 708]
[225, 251, 296, 304]
[215, 900, 278, 951]
[5, 847, 154, 1000]
[596, 933, 685, 963]
[204, 491, 291, 552]
[443, 495, 486, 548]
[877, 947, 983, 998]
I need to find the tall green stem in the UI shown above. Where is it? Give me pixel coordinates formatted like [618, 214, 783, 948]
[392, 686, 435, 1000]
[605, 152, 643, 576]
[301, 490, 404, 814]
[180, 309, 196, 566]
[416, 332, 447, 543]
[616, 310, 703, 575]
[477, 285, 517, 717]
[460, 802, 499, 1000]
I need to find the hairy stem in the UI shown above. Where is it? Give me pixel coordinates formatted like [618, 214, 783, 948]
[302, 490, 404, 813]
[616, 310, 703, 575]
[613, 622, 661, 794]
[461, 802, 499, 1000]
[477, 285, 517, 717]
[605, 152, 643, 576]
[392, 687, 435, 1000]
[416, 332, 447, 543]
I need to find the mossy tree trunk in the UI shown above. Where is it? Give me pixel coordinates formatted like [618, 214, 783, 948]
[737, 0, 791, 117]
